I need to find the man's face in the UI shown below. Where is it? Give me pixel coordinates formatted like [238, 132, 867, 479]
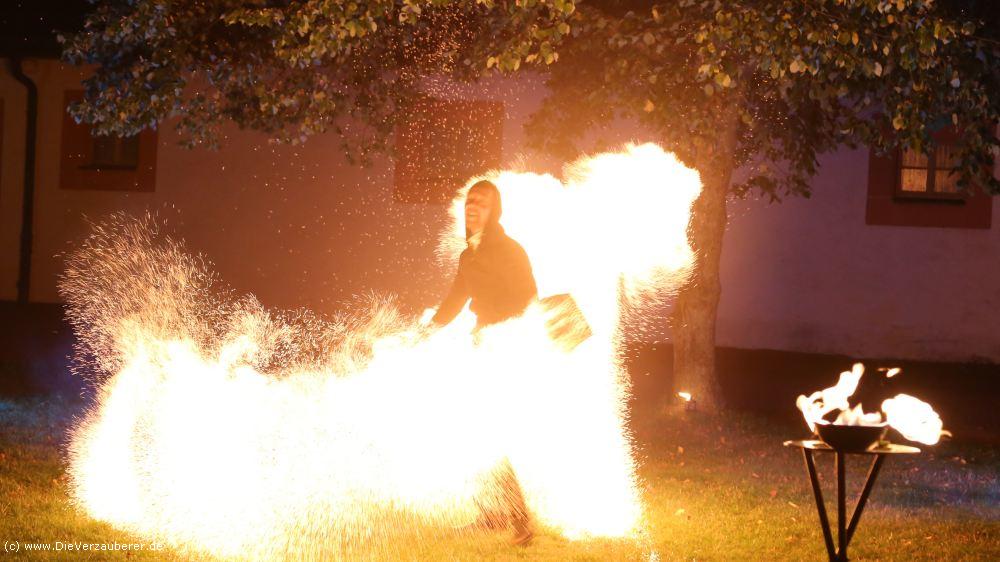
[464, 187, 494, 235]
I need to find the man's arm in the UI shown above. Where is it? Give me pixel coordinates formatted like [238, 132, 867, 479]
[431, 264, 470, 326]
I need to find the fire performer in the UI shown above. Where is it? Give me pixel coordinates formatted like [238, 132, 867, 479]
[432, 179, 537, 330]
[431, 179, 537, 545]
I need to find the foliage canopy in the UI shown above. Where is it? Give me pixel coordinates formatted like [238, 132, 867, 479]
[65, 0, 998, 194]
[63, 0, 576, 160]
[529, 0, 1000, 197]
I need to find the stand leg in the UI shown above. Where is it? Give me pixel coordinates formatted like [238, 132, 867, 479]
[803, 449, 836, 561]
[845, 455, 886, 546]
[836, 452, 846, 560]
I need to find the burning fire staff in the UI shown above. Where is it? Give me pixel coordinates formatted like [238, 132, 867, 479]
[431, 179, 537, 545]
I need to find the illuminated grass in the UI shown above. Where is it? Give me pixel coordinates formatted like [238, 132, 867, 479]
[2, 397, 997, 561]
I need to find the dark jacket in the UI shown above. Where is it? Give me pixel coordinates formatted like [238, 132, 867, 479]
[432, 223, 537, 328]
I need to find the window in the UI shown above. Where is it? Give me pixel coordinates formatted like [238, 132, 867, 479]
[865, 126, 992, 229]
[90, 135, 140, 169]
[394, 97, 503, 204]
[60, 90, 157, 191]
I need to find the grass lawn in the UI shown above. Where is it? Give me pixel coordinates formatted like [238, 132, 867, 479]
[1, 396, 997, 561]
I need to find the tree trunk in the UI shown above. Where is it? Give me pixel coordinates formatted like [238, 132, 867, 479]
[670, 116, 739, 413]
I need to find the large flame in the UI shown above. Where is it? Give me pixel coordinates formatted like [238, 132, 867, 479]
[60, 143, 701, 559]
[795, 363, 870, 433]
[881, 394, 947, 445]
[796, 363, 948, 446]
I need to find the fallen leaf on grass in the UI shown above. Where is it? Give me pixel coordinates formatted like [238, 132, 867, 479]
[677, 446, 684, 454]
[770, 489, 778, 498]
[788, 501, 799, 508]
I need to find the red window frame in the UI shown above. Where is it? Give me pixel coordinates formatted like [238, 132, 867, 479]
[394, 97, 503, 204]
[865, 127, 992, 229]
[60, 90, 157, 192]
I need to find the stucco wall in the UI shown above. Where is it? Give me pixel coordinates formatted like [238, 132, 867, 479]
[1, 59, 997, 362]
[717, 147, 1000, 363]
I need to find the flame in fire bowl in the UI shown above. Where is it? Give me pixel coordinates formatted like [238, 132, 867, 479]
[814, 423, 888, 452]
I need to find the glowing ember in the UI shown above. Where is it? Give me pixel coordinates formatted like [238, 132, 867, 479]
[796, 363, 948, 446]
[60, 143, 701, 558]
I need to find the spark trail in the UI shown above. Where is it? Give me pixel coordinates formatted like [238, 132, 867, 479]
[60, 143, 702, 559]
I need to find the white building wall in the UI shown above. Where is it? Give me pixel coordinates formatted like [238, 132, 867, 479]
[717, 147, 1000, 363]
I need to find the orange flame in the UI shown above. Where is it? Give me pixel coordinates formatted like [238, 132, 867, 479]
[796, 363, 947, 446]
[881, 394, 948, 445]
[61, 144, 702, 558]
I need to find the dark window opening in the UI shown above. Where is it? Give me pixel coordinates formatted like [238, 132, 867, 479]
[88, 135, 140, 170]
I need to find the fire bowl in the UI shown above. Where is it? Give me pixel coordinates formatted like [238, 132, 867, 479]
[816, 424, 888, 452]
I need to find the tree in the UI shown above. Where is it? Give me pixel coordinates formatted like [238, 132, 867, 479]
[525, 0, 1000, 411]
[66, 1, 999, 412]
[63, 0, 576, 160]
